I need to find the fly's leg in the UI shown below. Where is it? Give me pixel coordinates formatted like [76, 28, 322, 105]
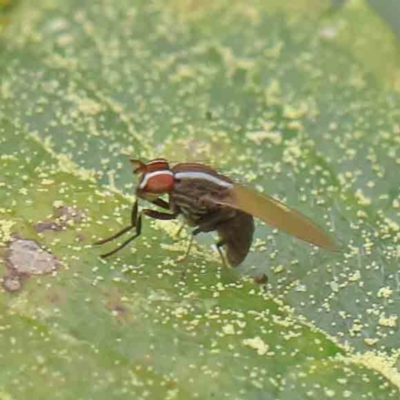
[152, 198, 170, 210]
[178, 210, 235, 279]
[177, 234, 194, 264]
[174, 222, 186, 238]
[97, 209, 143, 259]
[154, 197, 187, 243]
[178, 227, 203, 280]
[94, 200, 139, 246]
[98, 209, 177, 258]
[215, 238, 243, 284]
[215, 239, 228, 268]
[95, 200, 178, 258]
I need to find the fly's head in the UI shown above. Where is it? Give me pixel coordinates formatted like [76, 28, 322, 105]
[131, 158, 175, 201]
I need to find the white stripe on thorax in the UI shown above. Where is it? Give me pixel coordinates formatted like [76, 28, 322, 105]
[147, 158, 168, 165]
[174, 171, 233, 188]
[139, 170, 174, 189]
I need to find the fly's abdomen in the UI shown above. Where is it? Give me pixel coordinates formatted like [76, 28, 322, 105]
[217, 211, 255, 266]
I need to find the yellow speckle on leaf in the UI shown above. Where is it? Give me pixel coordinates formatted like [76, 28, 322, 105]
[354, 189, 372, 206]
[377, 286, 393, 299]
[330, 281, 339, 292]
[356, 210, 367, 219]
[172, 307, 188, 318]
[364, 338, 378, 346]
[70, 94, 103, 116]
[344, 351, 400, 390]
[366, 180, 375, 188]
[283, 103, 308, 119]
[273, 265, 284, 274]
[378, 314, 397, 328]
[348, 270, 361, 282]
[53, 200, 64, 208]
[243, 336, 269, 355]
[222, 324, 235, 335]
[324, 389, 335, 398]
[165, 388, 179, 400]
[384, 218, 399, 232]
[41, 178, 55, 186]
[0, 220, 15, 243]
[246, 130, 282, 146]
[286, 120, 303, 130]
[282, 139, 303, 166]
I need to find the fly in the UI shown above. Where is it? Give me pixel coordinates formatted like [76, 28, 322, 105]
[95, 158, 338, 266]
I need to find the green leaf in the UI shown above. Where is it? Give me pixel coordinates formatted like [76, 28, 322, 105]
[1, 0, 400, 399]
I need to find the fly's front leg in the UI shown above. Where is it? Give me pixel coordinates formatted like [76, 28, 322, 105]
[95, 199, 178, 258]
[94, 200, 139, 246]
[151, 198, 170, 210]
[98, 210, 143, 259]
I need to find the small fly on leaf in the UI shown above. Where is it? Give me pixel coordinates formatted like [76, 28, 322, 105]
[95, 158, 338, 266]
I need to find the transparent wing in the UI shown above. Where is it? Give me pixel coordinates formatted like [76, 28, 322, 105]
[207, 184, 338, 251]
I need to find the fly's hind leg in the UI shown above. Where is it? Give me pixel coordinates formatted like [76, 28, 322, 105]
[216, 239, 268, 287]
[215, 239, 242, 284]
[178, 227, 202, 280]
[177, 234, 195, 264]
[179, 234, 230, 280]
[215, 239, 228, 268]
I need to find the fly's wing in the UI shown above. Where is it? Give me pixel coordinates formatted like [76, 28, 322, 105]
[206, 184, 337, 251]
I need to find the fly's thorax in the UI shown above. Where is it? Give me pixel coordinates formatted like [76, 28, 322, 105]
[173, 176, 232, 199]
[170, 173, 233, 224]
[171, 163, 233, 200]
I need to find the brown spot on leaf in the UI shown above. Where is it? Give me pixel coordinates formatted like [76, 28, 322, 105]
[105, 294, 131, 324]
[2, 274, 22, 292]
[75, 233, 86, 243]
[164, 379, 178, 390]
[112, 303, 128, 316]
[34, 205, 84, 233]
[5, 238, 61, 275]
[2, 238, 62, 292]
[34, 221, 60, 232]
[253, 273, 268, 285]
[47, 291, 64, 304]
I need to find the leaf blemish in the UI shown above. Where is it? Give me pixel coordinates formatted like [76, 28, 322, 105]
[2, 238, 62, 292]
[34, 204, 85, 233]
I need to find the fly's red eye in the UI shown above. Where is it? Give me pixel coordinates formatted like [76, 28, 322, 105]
[140, 171, 175, 193]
